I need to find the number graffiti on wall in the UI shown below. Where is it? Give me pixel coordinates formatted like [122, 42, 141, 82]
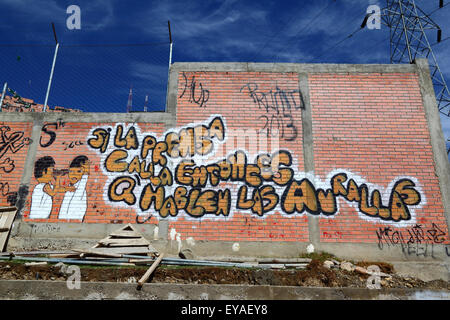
[40, 120, 65, 148]
[240, 83, 304, 141]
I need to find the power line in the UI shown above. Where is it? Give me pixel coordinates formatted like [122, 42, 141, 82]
[313, 25, 365, 61]
[60, 42, 169, 47]
[428, 1, 450, 16]
[249, 0, 336, 62]
[272, 0, 336, 62]
[431, 36, 450, 46]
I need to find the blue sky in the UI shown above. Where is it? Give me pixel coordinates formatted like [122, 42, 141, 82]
[0, 0, 449, 152]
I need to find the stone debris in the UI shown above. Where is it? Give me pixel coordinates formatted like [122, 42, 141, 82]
[54, 262, 68, 275]
[340, 261, 355, 272]
[323, 261, 334, 269]
[179, 248, 194, 260]
[330, 259, 340, 266]
[354, 266, 369, 275]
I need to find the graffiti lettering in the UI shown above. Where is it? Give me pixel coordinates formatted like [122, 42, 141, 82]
[0, 126, 32, 159]
[62, 140, 84, 151]
[40, 120, 65, 148]
[0, 182, 17, 206]
[323, 231, 343, 239]
[83, 116, 424, 223]
[240, 83, 304, 141]
[179, 72, 210, 108]
[376, 224, 448, 257]
[0, 157, 15, 173]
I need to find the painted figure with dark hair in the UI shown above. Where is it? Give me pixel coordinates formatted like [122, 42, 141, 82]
[59, 155, 90, 220]
[29, 156, 59, 219]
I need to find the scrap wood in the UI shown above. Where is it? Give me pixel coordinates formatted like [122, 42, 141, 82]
[98, 237, 150, 247]
[79, 223, 156, 258]
[108, 229, 143, 238]
[137, 253, 164, 289]
[0, 206, 17, 252]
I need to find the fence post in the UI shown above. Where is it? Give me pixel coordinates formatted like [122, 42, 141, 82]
[165, 21, 173, 113]
[0, 82, 7, 111]
[43, 43, 59, 112]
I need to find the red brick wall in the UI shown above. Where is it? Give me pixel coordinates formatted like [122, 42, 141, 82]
[0, 122, 33, 207]
[171, 71, 309, 242]
[309, 73, 448, 244]
[3, 69, 448, 246]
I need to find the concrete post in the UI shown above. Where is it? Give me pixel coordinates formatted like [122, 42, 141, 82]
[298, 73, 319, 247]
[415, 58, 450, 234]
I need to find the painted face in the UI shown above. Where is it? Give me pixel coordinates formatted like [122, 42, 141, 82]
[40, 166, 54, 184]
[68, 167, 84, 185]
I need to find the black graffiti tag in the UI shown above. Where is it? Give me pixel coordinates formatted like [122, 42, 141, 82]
[240, 83, 304, 141]
[0, 157, 15, 173]
[62, 140, 84, 151]
[40, 120, 65, 148]
[0, 126, 32, 160]
[179, 72, 210, 108]
[0, 182, 17, 206]
[376, 224, 448, 257]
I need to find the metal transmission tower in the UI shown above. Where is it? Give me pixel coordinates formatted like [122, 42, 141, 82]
[382, 0, 450, 117]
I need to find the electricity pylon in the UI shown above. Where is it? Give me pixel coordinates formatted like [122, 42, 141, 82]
[382, 0, 450, 117]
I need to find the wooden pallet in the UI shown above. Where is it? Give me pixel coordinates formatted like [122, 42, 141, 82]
[0, 206, 18, 252]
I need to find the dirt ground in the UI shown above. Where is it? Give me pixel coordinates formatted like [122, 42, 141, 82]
[0, 259, 449, 290]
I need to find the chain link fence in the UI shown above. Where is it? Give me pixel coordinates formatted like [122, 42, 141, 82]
[0, 42, 170, 113]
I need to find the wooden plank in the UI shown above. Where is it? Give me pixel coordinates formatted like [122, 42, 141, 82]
[0, 214, 8, 229]
[108, 230, 143, 238]
[81, 246, 157, 255]
[0, 209, 17, 252]
[98, 238, 150, 247]
[0, 207, 17, 213]
[0, 228, 9, 232]
[137, 253, 164, 288]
